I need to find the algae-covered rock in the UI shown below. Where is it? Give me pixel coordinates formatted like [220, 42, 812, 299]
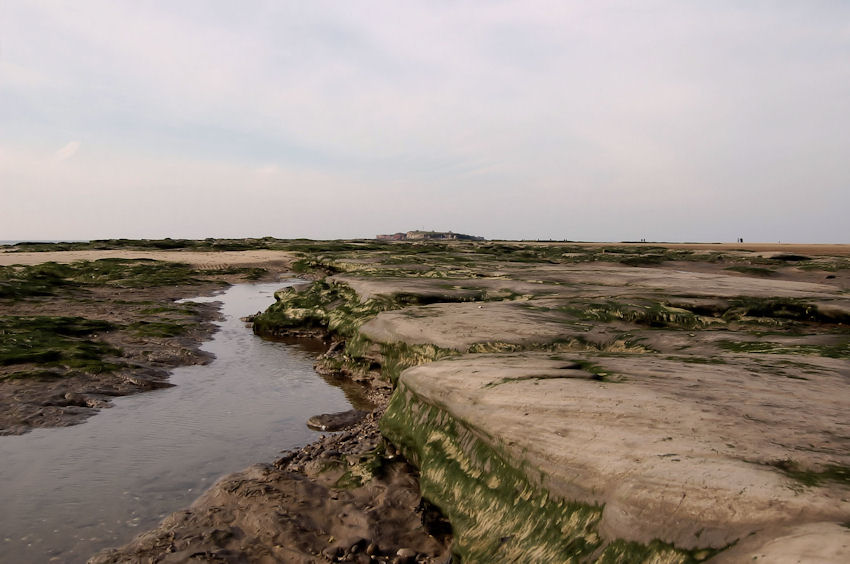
[381, 380, 709, 563]
[382, 352, 850, 562]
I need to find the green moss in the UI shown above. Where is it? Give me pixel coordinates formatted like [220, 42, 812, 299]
[251, 281, 349, 335]
[253, 280, 401, 337]
[467, 341, 530, 354]
[139, 304, 200, 315]
[252, 279, 477, 341]
[768, 459, 850, 488]
[290, 258, 315, 273]
[553, 295, 850, 334]
[0, 368, 66, 382]
[379, 341, 457, 384]
[0, 259, 221, 301]
[381, 384, 603, 562]
[723, 297, 848, 324]
[557, 296, 847, 331]
[467, 337, 649, 357]
[618, 254, 666, 266]
[717, 340, 849, 359]
[290, 256, 343, 275]
[243, 267, 267, 280]
[0, 316, 122, 374]
[557, 301, 712, 330]
[209, 266, 267, 280]
[598, 540, 722, 563]
[129, 321, 187, 337]
[466, 338, 599, 355]
[380, 385, 715, 563]
[252, 281, 461, 383]
[571, 359, 616, 381]
[632, 304, 707, 329]
[796, 258, 850, 272]
[334, 443, 391, 489]
[8, 237, 284, 253]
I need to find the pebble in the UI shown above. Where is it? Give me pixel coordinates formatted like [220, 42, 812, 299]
[322, 546, 341, 560]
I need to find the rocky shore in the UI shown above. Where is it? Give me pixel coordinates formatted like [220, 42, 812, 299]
[91, 366, 454, 564]
[6, 243, 849, 563]
[216, 243, 850, 562]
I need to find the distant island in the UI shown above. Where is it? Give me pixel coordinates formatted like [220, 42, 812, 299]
[376, 230, 484, 241]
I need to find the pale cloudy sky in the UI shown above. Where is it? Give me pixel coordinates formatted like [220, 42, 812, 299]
[1, 1, 848, 242]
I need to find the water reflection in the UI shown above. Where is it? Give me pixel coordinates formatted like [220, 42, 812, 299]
[262, 334, 375, 411]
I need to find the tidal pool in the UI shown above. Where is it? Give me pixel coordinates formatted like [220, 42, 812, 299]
[0, 282, 352, 563]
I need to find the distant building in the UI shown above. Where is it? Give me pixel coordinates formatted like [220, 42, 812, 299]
[376, 230, 484, 241]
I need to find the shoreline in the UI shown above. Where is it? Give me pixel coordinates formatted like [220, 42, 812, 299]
[3, 244, 848, 562]
[1, 250, 442, 564]
[0, 253, 300, 435]
[91, 322, 454, 564]
[93, 243, 850, 562]
[2, 276, 384, 564]
[0, 282, 227, 435]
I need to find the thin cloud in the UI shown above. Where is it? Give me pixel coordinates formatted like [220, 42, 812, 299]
[54, 141, 80, 162]
[254, 164, 279, 176]
[0, 2, 848, 242]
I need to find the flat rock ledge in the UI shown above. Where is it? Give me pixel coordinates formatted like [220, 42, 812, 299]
[381, 352, 850, 562]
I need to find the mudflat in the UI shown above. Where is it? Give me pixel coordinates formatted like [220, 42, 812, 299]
[0, 248, 296, 267]
[0, 251, 289, 433]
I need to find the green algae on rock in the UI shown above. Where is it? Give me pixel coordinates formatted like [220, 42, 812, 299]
[381, 382, 714, 563]
[241, 242, 850, 562]
[251, 280, 404, 338]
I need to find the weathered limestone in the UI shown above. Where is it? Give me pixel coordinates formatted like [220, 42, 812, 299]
[383, 353, 850, 560]
[347, 262, 850, 561]
[360, 301, 575, 351]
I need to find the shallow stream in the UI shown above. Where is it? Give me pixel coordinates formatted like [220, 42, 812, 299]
[0, 282, 353, 563]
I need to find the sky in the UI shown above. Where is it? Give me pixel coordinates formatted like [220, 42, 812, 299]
[1, 1, 848, 242]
